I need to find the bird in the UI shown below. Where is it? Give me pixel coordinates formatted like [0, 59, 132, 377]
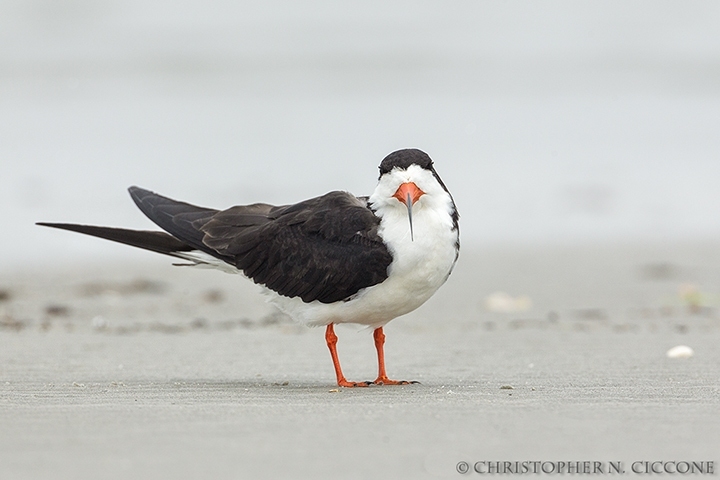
[37, 148, 459, 387]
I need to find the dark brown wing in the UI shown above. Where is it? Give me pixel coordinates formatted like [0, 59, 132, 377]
[129, 187, 392, 304]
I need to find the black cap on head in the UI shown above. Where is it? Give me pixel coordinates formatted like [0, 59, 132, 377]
[378, 149, 433, 177]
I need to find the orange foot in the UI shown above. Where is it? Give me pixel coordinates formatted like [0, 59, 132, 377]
[337, 379, 372, 388]
[372, 376, 420, 386]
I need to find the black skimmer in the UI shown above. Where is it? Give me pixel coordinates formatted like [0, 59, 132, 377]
[38, 148, 459, 387]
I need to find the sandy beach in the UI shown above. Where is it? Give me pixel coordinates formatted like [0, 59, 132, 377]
[2, 242, 719, 479]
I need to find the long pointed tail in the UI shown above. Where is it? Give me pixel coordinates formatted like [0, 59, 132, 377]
[36, 222, 194, 258]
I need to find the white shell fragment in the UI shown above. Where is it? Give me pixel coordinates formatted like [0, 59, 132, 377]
[485, 291, 533, 313]
[666, 345, 694, 359]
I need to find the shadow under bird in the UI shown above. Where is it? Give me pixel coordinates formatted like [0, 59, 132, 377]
[38, 148, 459, 387]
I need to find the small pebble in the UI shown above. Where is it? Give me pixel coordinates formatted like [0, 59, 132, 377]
[190, 318, 208, 329]
[45, 304, 70, 317]
[203, 289, 224, 303]
[666, 345, 694, 359]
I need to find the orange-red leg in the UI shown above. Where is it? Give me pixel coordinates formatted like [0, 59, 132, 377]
[372, 327, 417, 385]
[325, 324, 370, 388]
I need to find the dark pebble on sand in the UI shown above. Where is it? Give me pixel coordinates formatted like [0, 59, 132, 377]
[45, 304, 70, 317]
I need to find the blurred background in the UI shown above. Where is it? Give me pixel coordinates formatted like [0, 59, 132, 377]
[2, 0, 720, 270]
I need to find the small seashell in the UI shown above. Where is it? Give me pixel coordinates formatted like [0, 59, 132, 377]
[91, 315, 108, 329]
[666, 345, 694, 359]
[485, 292, 532, 313]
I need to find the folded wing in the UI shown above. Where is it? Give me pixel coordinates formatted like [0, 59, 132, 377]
[130, 186, 393, 303]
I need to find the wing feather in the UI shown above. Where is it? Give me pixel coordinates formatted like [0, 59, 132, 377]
[128, 187, 392, 304]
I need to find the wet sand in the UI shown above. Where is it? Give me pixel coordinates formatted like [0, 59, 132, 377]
[1, 242, 719, 479]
